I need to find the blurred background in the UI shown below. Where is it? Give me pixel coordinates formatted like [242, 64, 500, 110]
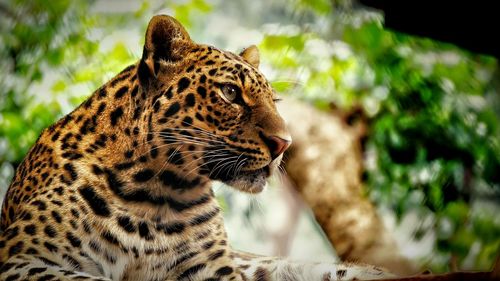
[1, 0, 499, 275]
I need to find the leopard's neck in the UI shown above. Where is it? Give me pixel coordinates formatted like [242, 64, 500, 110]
[52, 64, 216, 222]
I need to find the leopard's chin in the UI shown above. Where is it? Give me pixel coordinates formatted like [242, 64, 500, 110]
[226, 165, 270, 194]
[225, 157, 282, 194]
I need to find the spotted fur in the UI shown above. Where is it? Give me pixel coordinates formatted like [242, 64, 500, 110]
[0, 15, 394, 281]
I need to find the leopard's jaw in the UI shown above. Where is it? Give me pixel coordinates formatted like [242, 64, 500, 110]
[226, 168, 268, 193]
[225, 155, 282, 193]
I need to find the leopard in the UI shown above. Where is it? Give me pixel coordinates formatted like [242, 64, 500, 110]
[0, 15, 395, 281]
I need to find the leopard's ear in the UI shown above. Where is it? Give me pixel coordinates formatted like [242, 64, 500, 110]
[139, 15, 192, 83]
[239, 45, 260, 68]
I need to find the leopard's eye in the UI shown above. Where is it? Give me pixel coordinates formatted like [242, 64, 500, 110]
[221, 84, 239, 102]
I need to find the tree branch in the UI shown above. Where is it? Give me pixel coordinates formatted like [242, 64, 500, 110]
[376, 271, 495, 281]
[278, 97, 418, 275]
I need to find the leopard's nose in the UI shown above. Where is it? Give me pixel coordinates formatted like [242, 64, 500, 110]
[261, 133, 292, 160]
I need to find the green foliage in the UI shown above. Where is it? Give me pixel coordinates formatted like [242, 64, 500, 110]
[343, 22, 499, 271]
[258, 2, 500, 272]
[1, 1, 98, 162]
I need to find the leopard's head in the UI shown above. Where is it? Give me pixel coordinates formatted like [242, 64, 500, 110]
[138, 15, 291, 193]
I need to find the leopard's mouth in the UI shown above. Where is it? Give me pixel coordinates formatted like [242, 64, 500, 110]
[240, 165, 272, 178]
[224, 160, 280, 194]
[202, 149, 283, 193]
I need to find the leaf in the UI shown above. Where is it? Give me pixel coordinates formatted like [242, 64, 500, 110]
[262, 35, 306, 51]
[51, 80, 67, 92]
[443, 201, 469, 225]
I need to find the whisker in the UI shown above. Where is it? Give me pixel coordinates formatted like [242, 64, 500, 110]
[232, 153, 244, 177]
[143, 129, 226, 144]
[166, 145, 183, 164]
[155, 134, 224, 145]
[235, 159, 247, 178]
[133, 135, 216, 154]
[134, 140, 209, 161]
[185, 153, 239, 178]
[155, 126, 223, 140]
[208, 156, 236, 179]
[213, 158, 238, 179]
[208, 156, 241, 179]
